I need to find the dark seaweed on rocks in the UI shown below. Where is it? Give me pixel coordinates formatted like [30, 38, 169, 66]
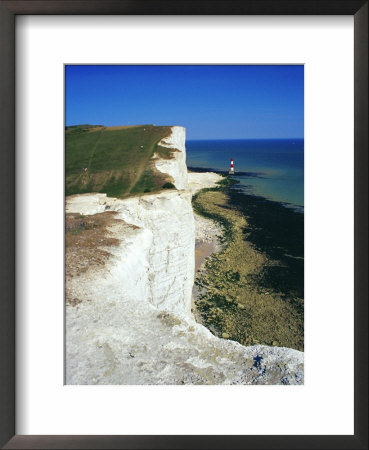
[188, 166, 265, 178]
[192, 174, 304, 351]
[228, 187, 304, 303]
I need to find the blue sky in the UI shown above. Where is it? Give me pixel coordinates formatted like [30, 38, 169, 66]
[65, 65, 304, 140]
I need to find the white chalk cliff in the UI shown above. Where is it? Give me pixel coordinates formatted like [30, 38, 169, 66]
[153, 126, 189, 190]
[66, 126, 303, 385]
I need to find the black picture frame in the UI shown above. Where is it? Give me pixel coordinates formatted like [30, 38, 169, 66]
[0, 1, 367, 449]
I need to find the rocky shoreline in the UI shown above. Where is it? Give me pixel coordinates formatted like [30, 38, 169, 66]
[191, 178, 304, 351]
[189, 173, 225, 271]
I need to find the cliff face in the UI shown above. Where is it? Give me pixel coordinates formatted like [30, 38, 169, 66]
[154, 126, 189, 190]
[67, 190, 194, 315]
[65, 126, 304, 385]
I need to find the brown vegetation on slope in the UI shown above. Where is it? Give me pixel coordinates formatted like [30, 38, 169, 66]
[65, 211, 138, 306]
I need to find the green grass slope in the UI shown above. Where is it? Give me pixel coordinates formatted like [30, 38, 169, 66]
[65, 125, 176, 198]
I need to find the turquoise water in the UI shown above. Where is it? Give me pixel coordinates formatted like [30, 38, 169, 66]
[186, 139, 304, 211]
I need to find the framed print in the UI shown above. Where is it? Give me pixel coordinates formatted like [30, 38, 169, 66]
[0, 1, 367, 449]
[64, 63, 305, 387]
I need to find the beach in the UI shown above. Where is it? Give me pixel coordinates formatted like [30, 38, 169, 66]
[189, 171, 304, 351]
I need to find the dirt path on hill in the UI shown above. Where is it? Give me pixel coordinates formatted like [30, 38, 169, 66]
[127, 137, 167, 194]
[87, 128, 105, 170]
[127, 157, 149, 194]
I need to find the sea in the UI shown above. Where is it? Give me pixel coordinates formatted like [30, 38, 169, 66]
[187, 138, 304, 300]
[186, 139, 304, 212]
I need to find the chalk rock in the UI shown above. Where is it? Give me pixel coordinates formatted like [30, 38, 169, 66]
[154, 126, 188, 190]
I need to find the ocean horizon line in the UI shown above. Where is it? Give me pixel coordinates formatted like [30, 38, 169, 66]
[187, 137, 304, 142]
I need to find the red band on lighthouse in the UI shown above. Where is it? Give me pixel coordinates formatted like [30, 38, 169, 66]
[229, 158, 234, 174]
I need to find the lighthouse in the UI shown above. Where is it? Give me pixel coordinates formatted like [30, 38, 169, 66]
[229, 157, 235, 175]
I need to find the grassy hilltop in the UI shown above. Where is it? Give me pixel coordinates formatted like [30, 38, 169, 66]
[65, 124, 176, 198]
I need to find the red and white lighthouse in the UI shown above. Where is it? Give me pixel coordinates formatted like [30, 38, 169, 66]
[229, 157, 235, 175]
